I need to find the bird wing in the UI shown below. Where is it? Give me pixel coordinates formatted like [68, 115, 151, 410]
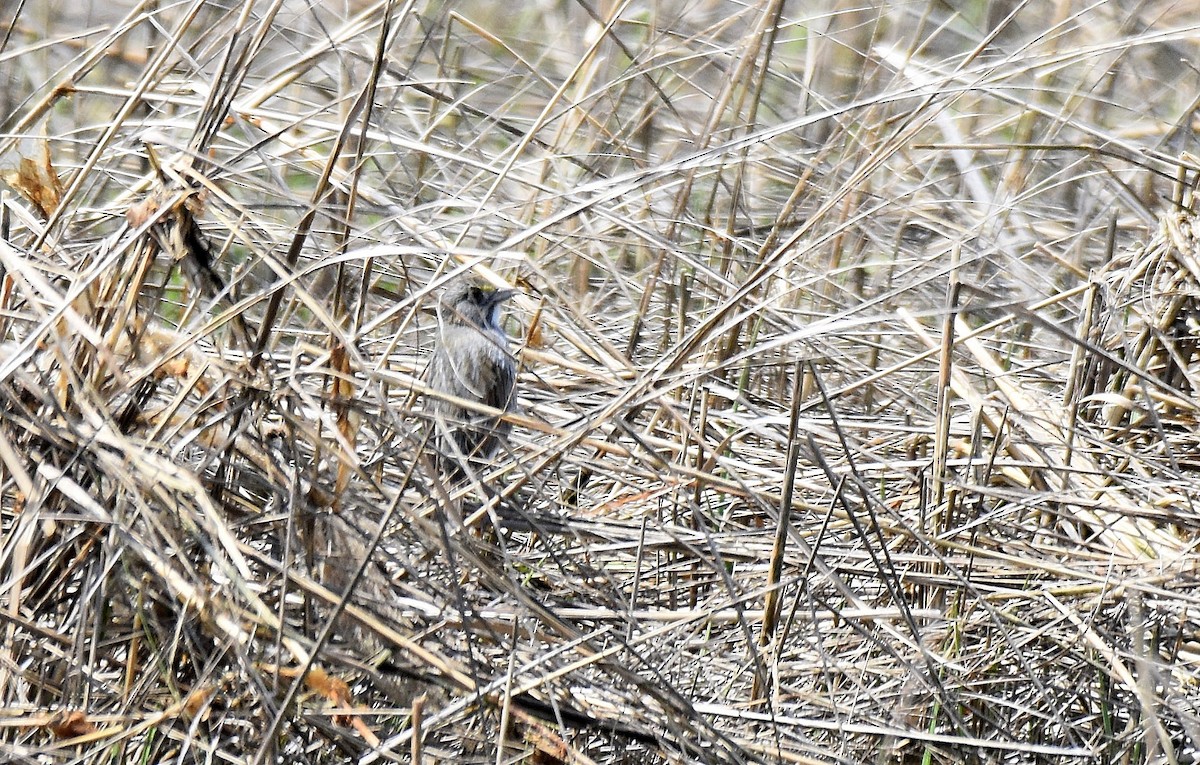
[485, 348, 516, 412]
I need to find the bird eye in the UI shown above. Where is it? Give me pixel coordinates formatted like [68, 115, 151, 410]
[469, 286, 483, 302]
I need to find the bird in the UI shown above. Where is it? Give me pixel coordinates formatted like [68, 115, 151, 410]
[426, 281, 518, 477]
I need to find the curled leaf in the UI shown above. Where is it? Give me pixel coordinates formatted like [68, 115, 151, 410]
[2, 140, 64, 218]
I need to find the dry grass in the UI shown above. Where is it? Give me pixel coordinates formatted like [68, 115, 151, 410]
[2, 1, 1199, 763]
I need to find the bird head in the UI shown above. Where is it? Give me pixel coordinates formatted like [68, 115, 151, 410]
[439, 282, 517, 330]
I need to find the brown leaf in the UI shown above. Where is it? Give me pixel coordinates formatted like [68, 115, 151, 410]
[304, 666, 353, 707]
[2, 141, 64, 218]
[182, 685, 216, 719]
[47, 710, 95, 740]
[299, 666, 355, 727]
[125, 191, 164, 229]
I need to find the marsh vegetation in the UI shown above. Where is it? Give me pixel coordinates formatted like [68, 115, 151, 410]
[1, 1, 1199, 763]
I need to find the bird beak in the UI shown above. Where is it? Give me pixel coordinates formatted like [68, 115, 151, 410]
[489, 288, 517, 305]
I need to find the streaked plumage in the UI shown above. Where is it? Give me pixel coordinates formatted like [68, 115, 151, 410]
[427, 282, 517, 472]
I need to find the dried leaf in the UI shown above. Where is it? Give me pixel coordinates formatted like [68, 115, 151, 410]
[125, 191, 164, 229]
[2, 141, 64, 218]
[303, 666, 352, 707]
[182, 685, 216, 719]
[47, 710, 95, 740]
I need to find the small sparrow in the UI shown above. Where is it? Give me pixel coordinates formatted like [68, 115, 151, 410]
[426, 281, 517, 475]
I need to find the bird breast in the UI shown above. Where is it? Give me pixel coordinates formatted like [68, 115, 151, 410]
[431, 324, 514, 407]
